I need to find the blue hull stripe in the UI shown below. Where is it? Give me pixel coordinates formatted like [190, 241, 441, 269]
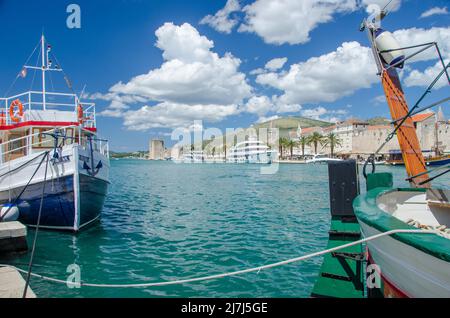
[0, 174, 108, 231]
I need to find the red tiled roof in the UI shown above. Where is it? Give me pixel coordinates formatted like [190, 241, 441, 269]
[411, 113, 434, 122]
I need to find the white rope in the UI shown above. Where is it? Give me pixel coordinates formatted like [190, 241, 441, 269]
[0, 229, 440, 289]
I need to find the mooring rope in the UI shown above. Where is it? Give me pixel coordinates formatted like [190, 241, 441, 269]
[0, 229, 440, 289]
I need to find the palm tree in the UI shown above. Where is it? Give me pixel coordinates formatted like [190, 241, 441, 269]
[322, 133, 342, 157]
[278, 137, 289, 159]
[286, 139, 298, 159]
[307, 132, 324, 154]
[298, 136, 308, 157]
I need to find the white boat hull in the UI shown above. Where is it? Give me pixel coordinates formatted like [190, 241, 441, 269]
[360, 221, 450, 298]
[0, 143, 109, 231]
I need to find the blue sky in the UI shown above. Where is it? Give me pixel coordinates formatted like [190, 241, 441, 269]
[0, 0, 449, 151]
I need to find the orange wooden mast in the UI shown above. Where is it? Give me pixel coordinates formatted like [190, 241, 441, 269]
[361, 13, 430, 188]
[381, 69, 429, 187]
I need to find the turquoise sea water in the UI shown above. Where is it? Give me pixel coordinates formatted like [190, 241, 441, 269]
[1, 160, 449, 298]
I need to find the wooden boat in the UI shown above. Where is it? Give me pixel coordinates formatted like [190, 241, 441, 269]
[354, 183, 450, 297]
[0, 35, 110, 231]
[387, 154, 450, 166]
[356, 11, 450, 297]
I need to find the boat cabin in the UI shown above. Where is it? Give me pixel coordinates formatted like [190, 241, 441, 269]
[0, 90, 106, 164]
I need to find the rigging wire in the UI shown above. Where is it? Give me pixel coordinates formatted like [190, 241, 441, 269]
[0, 151, 49, 222]
[2, 39, 41, 98]
[22, 152, 49, 298]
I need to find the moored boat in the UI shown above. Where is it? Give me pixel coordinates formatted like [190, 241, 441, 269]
[354, 9, 450, 297]
[0, 35, 110, 231]
[227, 136, 277, 164]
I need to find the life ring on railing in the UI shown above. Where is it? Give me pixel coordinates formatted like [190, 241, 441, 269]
[0, 111, 6, 126]
[77, 104, 84, 124]
[9, 99, 24, 123]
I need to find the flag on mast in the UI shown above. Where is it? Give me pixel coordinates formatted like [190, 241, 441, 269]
[19, 67, 27, 78]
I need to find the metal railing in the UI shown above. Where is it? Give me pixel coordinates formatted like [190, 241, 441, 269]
[0, 125, 109, 165]
[0, 91, 96, 128]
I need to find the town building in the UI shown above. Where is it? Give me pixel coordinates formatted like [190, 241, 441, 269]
[149, 139, 165, 160]
[293, 111, 449, 158]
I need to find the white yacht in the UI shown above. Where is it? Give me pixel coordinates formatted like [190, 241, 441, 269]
[181, 151, 205, 163]
[227, 137, 277, 164]
[305, 154, 343, 164]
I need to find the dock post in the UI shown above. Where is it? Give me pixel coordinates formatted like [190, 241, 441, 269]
[311, 160, 366, 298]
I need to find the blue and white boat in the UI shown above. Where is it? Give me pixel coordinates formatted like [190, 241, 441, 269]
[0, 35, 110, 231]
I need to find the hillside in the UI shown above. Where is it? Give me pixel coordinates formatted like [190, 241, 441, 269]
[253, 116, 333, 139]
[366, 117, 392, 125]
[254, 116, 332, 130]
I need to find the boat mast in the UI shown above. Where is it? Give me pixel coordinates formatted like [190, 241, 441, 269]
[361, 13, 430, 188]
[41, 34, 46, 110]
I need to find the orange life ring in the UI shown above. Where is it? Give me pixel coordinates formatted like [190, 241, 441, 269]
[9, 99, 24, 123]
[77, 104, 84, 124]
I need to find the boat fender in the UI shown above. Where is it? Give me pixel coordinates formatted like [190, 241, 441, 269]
[374, 28, 405, 68]
[0, 203, 20, 222]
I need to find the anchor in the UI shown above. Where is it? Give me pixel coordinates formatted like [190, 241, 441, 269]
[83, 135, 103, 177]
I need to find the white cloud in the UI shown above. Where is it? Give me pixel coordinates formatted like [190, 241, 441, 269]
[200, 0, 241, 34]
[404, 60, 449, 89]
[300, 106, 347, 123]
[249, 68, 265, 75]
[256, 41, 378, 104]
[393, 27, 450, 89]
[245, 95, 274, 115]
[97, 23, 252, 130]
[372, 94, 386, 105]
[361, 0, 401, 12]
[238, 0, 358, 45]
[392, 27, 450, 62]
[123, 102, 240, 131]
[256, 115, 280, 123]
[265, 57, 288, 71]
[420, 6, 448, 19]
[245, 95, 302, 115]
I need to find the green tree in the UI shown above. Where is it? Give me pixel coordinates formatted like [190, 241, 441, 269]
[322, 133, 342, 157]
[278, 137, 289, 159]
[285, 139, 298, 159]
[307, 132, 324, 154]
[298, 136, 309, 157]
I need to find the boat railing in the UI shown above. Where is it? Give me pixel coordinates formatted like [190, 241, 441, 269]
[0, 91, 96, 129]
[0, 125, 109, 165]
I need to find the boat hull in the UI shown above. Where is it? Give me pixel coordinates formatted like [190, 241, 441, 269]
[361, 221, 450, 298]
[0, 144, 109, 231]
[426, 156, 450, 166]
[0, 173, 108, 231]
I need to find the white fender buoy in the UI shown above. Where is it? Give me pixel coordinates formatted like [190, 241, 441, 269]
[0, 204, 19, 221]
[374, 28, 405, 68]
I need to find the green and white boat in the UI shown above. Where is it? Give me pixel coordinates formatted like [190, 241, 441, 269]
[353, 10, 450, 298]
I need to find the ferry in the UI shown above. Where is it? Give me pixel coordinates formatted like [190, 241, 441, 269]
[354, 12, 450, 297]
[227, 137, 277, 164]
[0, 35, 109, 231]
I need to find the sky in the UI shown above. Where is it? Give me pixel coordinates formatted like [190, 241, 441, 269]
[0, 0, 449, 151]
